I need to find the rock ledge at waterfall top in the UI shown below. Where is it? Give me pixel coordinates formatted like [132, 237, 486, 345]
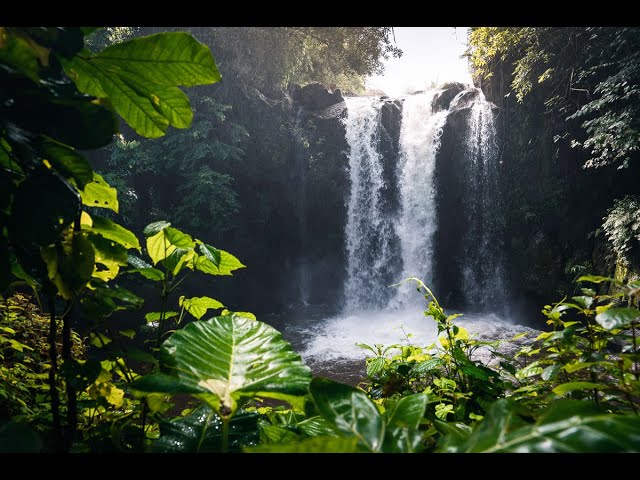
[431, 81, 468, 112]
[290, 82, 346, 119]
[449, 87, 500, 113]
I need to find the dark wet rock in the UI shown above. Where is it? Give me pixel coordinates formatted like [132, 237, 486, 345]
[291, 82, 344, 111]
[380, 99, 403, 147]
[432, 81, 467, 112]
[313, 101, 347, 120]
[448, 87, 499, 114]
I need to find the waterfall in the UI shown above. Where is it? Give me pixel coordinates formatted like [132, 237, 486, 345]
[391, 92, 449, 308]
[297, 87, 515, 365]
[459, 92, 507, 309]
[342, 87, 506, 313]
[343, 97, 398, 311]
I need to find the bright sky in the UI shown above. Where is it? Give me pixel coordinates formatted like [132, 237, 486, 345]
[366, 27, 473, 97]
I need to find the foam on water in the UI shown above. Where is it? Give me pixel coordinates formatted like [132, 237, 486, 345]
[297, 308, 534, 364]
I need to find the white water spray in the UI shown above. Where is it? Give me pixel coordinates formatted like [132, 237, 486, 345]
[391, 92, 449, 308]
[343, 97, 397, 310]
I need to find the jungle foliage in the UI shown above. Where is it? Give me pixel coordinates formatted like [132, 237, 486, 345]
[468, 27, 640, 170]
[1, 26, 638, 454]
[466, 27, 640, 303]
[181, 27, 402, 94]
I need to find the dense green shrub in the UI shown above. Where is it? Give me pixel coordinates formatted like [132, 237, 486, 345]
[0, 294, 84, 423]
[602, 196, 640, 267]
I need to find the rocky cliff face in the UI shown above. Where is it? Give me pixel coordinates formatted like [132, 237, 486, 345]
[431, 86, 506, 310]
[184, 82, 353, 314]
[476, 66, 640, 315]
[286, 83, 350, 309]
[433, 89, 477, 307]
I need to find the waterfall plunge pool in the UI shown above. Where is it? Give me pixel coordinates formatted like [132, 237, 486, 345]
[264, 306, 538, 386]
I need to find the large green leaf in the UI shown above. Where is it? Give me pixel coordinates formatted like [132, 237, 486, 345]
[411, 358, 441, 375]
[198, 243, 221, 268]
[163, 248, 196, 276]
[535, 399, 603, 424]
[0, 29, 45, 82]
[572, 295, 595, 310]
[128, 267, 165, 282]
[179, 295, 224, 320]
[595, 307, 640, 330]
[63, 33, 220, 138]
[382, 394, 428, 453]
[366, 357, 386, 378]
[258, 423, 301, 445]
[95, 32, 220, 86]
[143, 221, 171, 237]
[131, 316, 311, 417]
[127, 254, 152, 269]
[433, 420, 472, 445]
[552, 382, 607, 396]
[145, 311, 178, 323]
[441, 399, 640, 452]
[310, 378, 385, 452]
[297, 416, 340, 437]
[577, 275, 618, 284]
[84, 215, 140, 251]
[152, 405, 258, 453]
[67, 58, 187, 138]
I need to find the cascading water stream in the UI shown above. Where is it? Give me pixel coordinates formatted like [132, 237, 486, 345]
[290, 87, 525, 371]
[300, 91, 451, 362]
[391, 92, 449, 309]
[459, 92, 507, 310]
[343, 96, 397, 311]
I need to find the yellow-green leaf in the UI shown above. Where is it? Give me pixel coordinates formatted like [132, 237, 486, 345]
[94, 32, 221, 87]
[145, 311, 178, 323]
[195, 249, 245, 276]
[146, 227, 194, 265]
[179, 296, 224, 320]
[85, 216, 140, 251]
[552, 382, 607, 396]
[78, 173, 118, 213]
